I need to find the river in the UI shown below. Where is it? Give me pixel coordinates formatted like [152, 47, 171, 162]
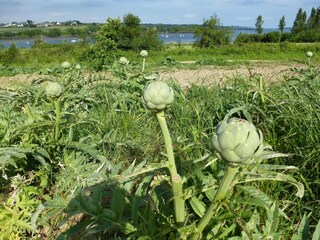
[0, 28, 287, 49]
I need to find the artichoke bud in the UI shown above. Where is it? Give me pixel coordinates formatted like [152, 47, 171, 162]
[140, 50, 148, 57]
[119, 57, 129, 65]
[211, 118, 263, 166]
[61, 61, 71, 69]
[46, 82, 63, 98]
[306, 51, 313, 58]
[143, 81, 174, 110]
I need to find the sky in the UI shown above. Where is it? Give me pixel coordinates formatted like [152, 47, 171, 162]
[0, 0, 319, 28]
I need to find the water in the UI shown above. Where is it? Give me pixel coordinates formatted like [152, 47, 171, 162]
[0, 28, 285, 49]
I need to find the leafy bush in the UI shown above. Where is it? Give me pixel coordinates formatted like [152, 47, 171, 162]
[194, 15, 233, 47]
[2, 43, 19, 64]
[292, 28, 320, 42]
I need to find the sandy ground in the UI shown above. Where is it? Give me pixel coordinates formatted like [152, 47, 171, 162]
[0, 62, 302, 88]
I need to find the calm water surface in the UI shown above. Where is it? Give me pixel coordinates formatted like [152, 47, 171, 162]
[0, 29, 285, 49]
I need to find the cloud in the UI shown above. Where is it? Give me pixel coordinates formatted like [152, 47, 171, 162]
[236, 17, 254, 21]
[184, 14, 195, 19]
[1, 0, 317, 27]
[264, 16, 274, 20]
[239, 0, 265, 6]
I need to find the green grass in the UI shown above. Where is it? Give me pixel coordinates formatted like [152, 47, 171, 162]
[0, 47, 319, 239]
[1, 42, 320, 75]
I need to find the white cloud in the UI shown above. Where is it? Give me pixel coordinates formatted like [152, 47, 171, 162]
[236, 17, 254, 21]
[184, 14, 195, 19]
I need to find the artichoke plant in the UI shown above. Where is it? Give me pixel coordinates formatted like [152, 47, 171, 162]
[143, 81, 174, 110]
[306, 51, 313, 58]
[45, 82, 63, 98]
[119, 57, 129, 65]
[140, 50, 148, 57]
[61, 61, 71, 69]
[191, 117, 264, 239]
[211, 117, 263, 166]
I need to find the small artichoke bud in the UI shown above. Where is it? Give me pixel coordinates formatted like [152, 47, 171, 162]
[211, 118, 263, 166]
[46, 82, 63, 98]
[61, 61, 71, 69]
[140, 50, 148, 57]
[143, 81, 174, 110]
[119, 57, 129, 65]
[306, 51, 313, 58]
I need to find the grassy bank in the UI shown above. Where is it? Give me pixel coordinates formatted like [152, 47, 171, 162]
[0, 42, 319, 76]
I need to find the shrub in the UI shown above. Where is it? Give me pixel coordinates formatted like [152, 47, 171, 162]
[194, 15, 233, 47]
[2, 43, 19, 64]
[262, 31, 281, 43]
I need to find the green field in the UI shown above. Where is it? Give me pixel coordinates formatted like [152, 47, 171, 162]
[0, 43, 320, 239]
[1, 42, 320, 76]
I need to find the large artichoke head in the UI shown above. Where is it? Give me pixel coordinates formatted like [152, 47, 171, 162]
[211, 117, 263, 166]
[46, 82, 63, 98]
[143, 81, 174, 110]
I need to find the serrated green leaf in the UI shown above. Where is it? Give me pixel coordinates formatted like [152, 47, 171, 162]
[102, 209, 117, 221]
[257, 164, 299, 171]
[111, 187, 125, 219]
[312, 219, 320, 240]
[292, 214, 310, 240]
[260, 150, 292, 160]
[242, 171, 304, 198]
[218, 223, 237, 239]
[239, 185, 273, 207]
[189, 196, 206, 218]
[57, 218, 95, 240]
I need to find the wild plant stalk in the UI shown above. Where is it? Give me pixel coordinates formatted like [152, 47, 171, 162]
[142, 57, 146, 72]
[259, 76, 266, 111]
[156, 110, 185, 226]
[189, 166, 239, 240]
[54, 99, 61, 142]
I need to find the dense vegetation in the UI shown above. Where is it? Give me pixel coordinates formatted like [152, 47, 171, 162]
[0, 48, 319, 239]
[0, 24, 100, 39]
[0, 7, 320, 240]
[1, 39, 320, 74]
[235, 6, 320, 43]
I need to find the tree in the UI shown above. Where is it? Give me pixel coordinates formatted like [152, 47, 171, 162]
[291, 8, 307, 34]
[255, 15, 263, 34]
[307, 7, 317, 29]
[95, 17, 122, 50]
[279, 16, 286, 34]
[316, 7, 320, 28]
[84, 14, 162, 69]
[118, 13, 142, 50]
[4, 43, 19, 64]
[194, 15, 232, 48]
[26, 19, 36, 27]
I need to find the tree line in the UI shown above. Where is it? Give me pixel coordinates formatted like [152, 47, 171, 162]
[236, 6, 320, 43]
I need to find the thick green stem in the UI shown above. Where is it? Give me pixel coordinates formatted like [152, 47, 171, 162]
[142, 58, 146, 72]
[54, 99, 61, 142]
[156, 111, 185, 226]
[189, 166, 239, 240]
[259, 77, 266, 108]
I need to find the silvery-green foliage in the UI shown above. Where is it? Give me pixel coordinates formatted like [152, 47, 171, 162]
[143, 80, 174, 110]
[211, 117, 263, 166]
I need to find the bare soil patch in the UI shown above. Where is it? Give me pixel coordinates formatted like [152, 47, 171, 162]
[0, 62, 303, 88]
[161, 62, 303, 87]
[0, 74, 40, 88]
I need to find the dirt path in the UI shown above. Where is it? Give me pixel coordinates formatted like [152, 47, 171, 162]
[0, 62, 303, 88]
[161, 61, 302, 87]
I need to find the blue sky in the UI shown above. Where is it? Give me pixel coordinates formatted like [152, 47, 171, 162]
[0, 0, 318, 28]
